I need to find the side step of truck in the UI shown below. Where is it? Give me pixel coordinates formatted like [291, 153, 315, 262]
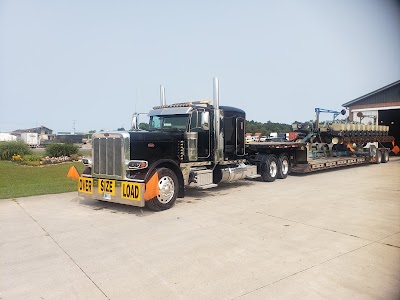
[246, 174, 261, 179]
[198, 183, 218, 189]
[192, 169, 217, 189]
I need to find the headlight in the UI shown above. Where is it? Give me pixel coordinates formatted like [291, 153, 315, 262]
[126, 160, 148, 170]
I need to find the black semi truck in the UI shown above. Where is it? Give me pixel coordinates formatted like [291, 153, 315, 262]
[78, 78, 394, 211]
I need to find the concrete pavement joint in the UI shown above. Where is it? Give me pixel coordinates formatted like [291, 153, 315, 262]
[260, 212, 400, 249]
[14, 200, 110, 300]
[256, 212, 374, 242]
[233, 216, 400, 299]
[374, 230, 400, 249]
[234, 240, 377, 299]
[383, 243, 400, 249]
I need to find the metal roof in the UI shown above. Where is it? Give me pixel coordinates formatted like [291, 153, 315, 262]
[342, 80, 400, 107]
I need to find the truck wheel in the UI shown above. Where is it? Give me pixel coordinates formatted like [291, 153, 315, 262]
[277, 154, 290, 179]
[145, 168, 178, 211]
[261, 155, 278, 182]
[375, 150, 382, 164]
[382, 150, 389, 163]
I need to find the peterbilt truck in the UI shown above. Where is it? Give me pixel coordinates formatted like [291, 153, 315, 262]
[78, 78, 394, 211]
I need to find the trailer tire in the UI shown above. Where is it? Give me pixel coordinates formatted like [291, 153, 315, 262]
[145, 168, 178, 211]
[375, 150, 382, 164]
[277, 154, 290, 179]
[382, 150, 389, 163]
[261, 155, 278, 182]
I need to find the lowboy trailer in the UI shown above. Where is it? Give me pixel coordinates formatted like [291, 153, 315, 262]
[78, 78, 394, 211]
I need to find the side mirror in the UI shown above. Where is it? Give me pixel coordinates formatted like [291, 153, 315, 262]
[131, 113, 139, 130]
[201, 111, 210, 130]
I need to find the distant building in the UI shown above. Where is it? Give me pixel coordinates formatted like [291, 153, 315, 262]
[11, 126, 55, 144]
[55, 134, 84, 144]
[342, 80, 400, 146]
[0, 133, 17, 142]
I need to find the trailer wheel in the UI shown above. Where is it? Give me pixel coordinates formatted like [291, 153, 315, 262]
[277, 154, 290, 179]
[375, 150, 382, 164]
[145, 168, 178, 211]
[381, 150, 389, 163]
[261, 155, 278, 182]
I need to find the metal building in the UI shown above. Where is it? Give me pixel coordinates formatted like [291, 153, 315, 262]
[342, 80, 400, 148]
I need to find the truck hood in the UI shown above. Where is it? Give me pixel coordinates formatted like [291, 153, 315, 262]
[129, 130, 184, 142]
[128, 131, 184, 161]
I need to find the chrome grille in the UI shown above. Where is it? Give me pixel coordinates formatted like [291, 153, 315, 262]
[93, 137, 123, 177]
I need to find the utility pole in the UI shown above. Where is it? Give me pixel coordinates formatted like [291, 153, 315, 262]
[73, 120, 76, 134]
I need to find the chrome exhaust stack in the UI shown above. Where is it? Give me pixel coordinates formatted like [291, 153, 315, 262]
[213, 77, 224, 162]
[160, 85, 166, 105]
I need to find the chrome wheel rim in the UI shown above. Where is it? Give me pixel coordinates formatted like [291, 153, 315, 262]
[270, 161, 277, 177]
[282, 159, 289, 175]
[157, 176, 175, 204]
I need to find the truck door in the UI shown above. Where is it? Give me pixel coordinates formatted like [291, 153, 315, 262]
[190, 110, 211, 158]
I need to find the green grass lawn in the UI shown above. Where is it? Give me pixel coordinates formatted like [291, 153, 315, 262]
[0, 161, 85, 199]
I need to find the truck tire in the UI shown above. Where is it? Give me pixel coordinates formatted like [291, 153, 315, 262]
[375, 150, 382, 164]
[261, 155, 278, 182]
[382, 150, 389, 163]
[277, 154, 290, 179]
[145, 168, 178, 211]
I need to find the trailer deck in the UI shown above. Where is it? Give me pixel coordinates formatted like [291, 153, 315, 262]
[291, 155, 370, 173]
[246, 141, 305, 150]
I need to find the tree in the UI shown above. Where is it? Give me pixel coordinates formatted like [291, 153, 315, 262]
[139, 123, 149, 130]
[245, 120, 291, 136]
[117, 127, 126, 131]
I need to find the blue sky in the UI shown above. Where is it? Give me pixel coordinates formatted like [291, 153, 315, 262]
[1, 0, 399, 133]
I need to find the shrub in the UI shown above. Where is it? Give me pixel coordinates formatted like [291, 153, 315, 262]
[23, 154, 43, 161]
[0, 141, 32, 160]
[21, 160, 41, 166]
[46, 143, 79, 157]
[12, 154, 23, 161]
[69, 153, 80, 161]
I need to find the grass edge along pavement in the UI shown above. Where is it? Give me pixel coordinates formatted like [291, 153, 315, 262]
[0, 161, 85, 199]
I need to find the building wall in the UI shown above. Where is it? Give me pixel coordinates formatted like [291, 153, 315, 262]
[348, 101, 400, 122]
[351, 110, 379, 124]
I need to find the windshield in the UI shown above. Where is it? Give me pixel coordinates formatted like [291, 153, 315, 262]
[149, 115, 189, 131]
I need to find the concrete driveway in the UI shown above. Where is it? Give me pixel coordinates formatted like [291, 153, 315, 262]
[1, 158, 399, 299]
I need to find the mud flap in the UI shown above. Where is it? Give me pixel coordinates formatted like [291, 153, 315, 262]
[144, 171, 159, 201]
